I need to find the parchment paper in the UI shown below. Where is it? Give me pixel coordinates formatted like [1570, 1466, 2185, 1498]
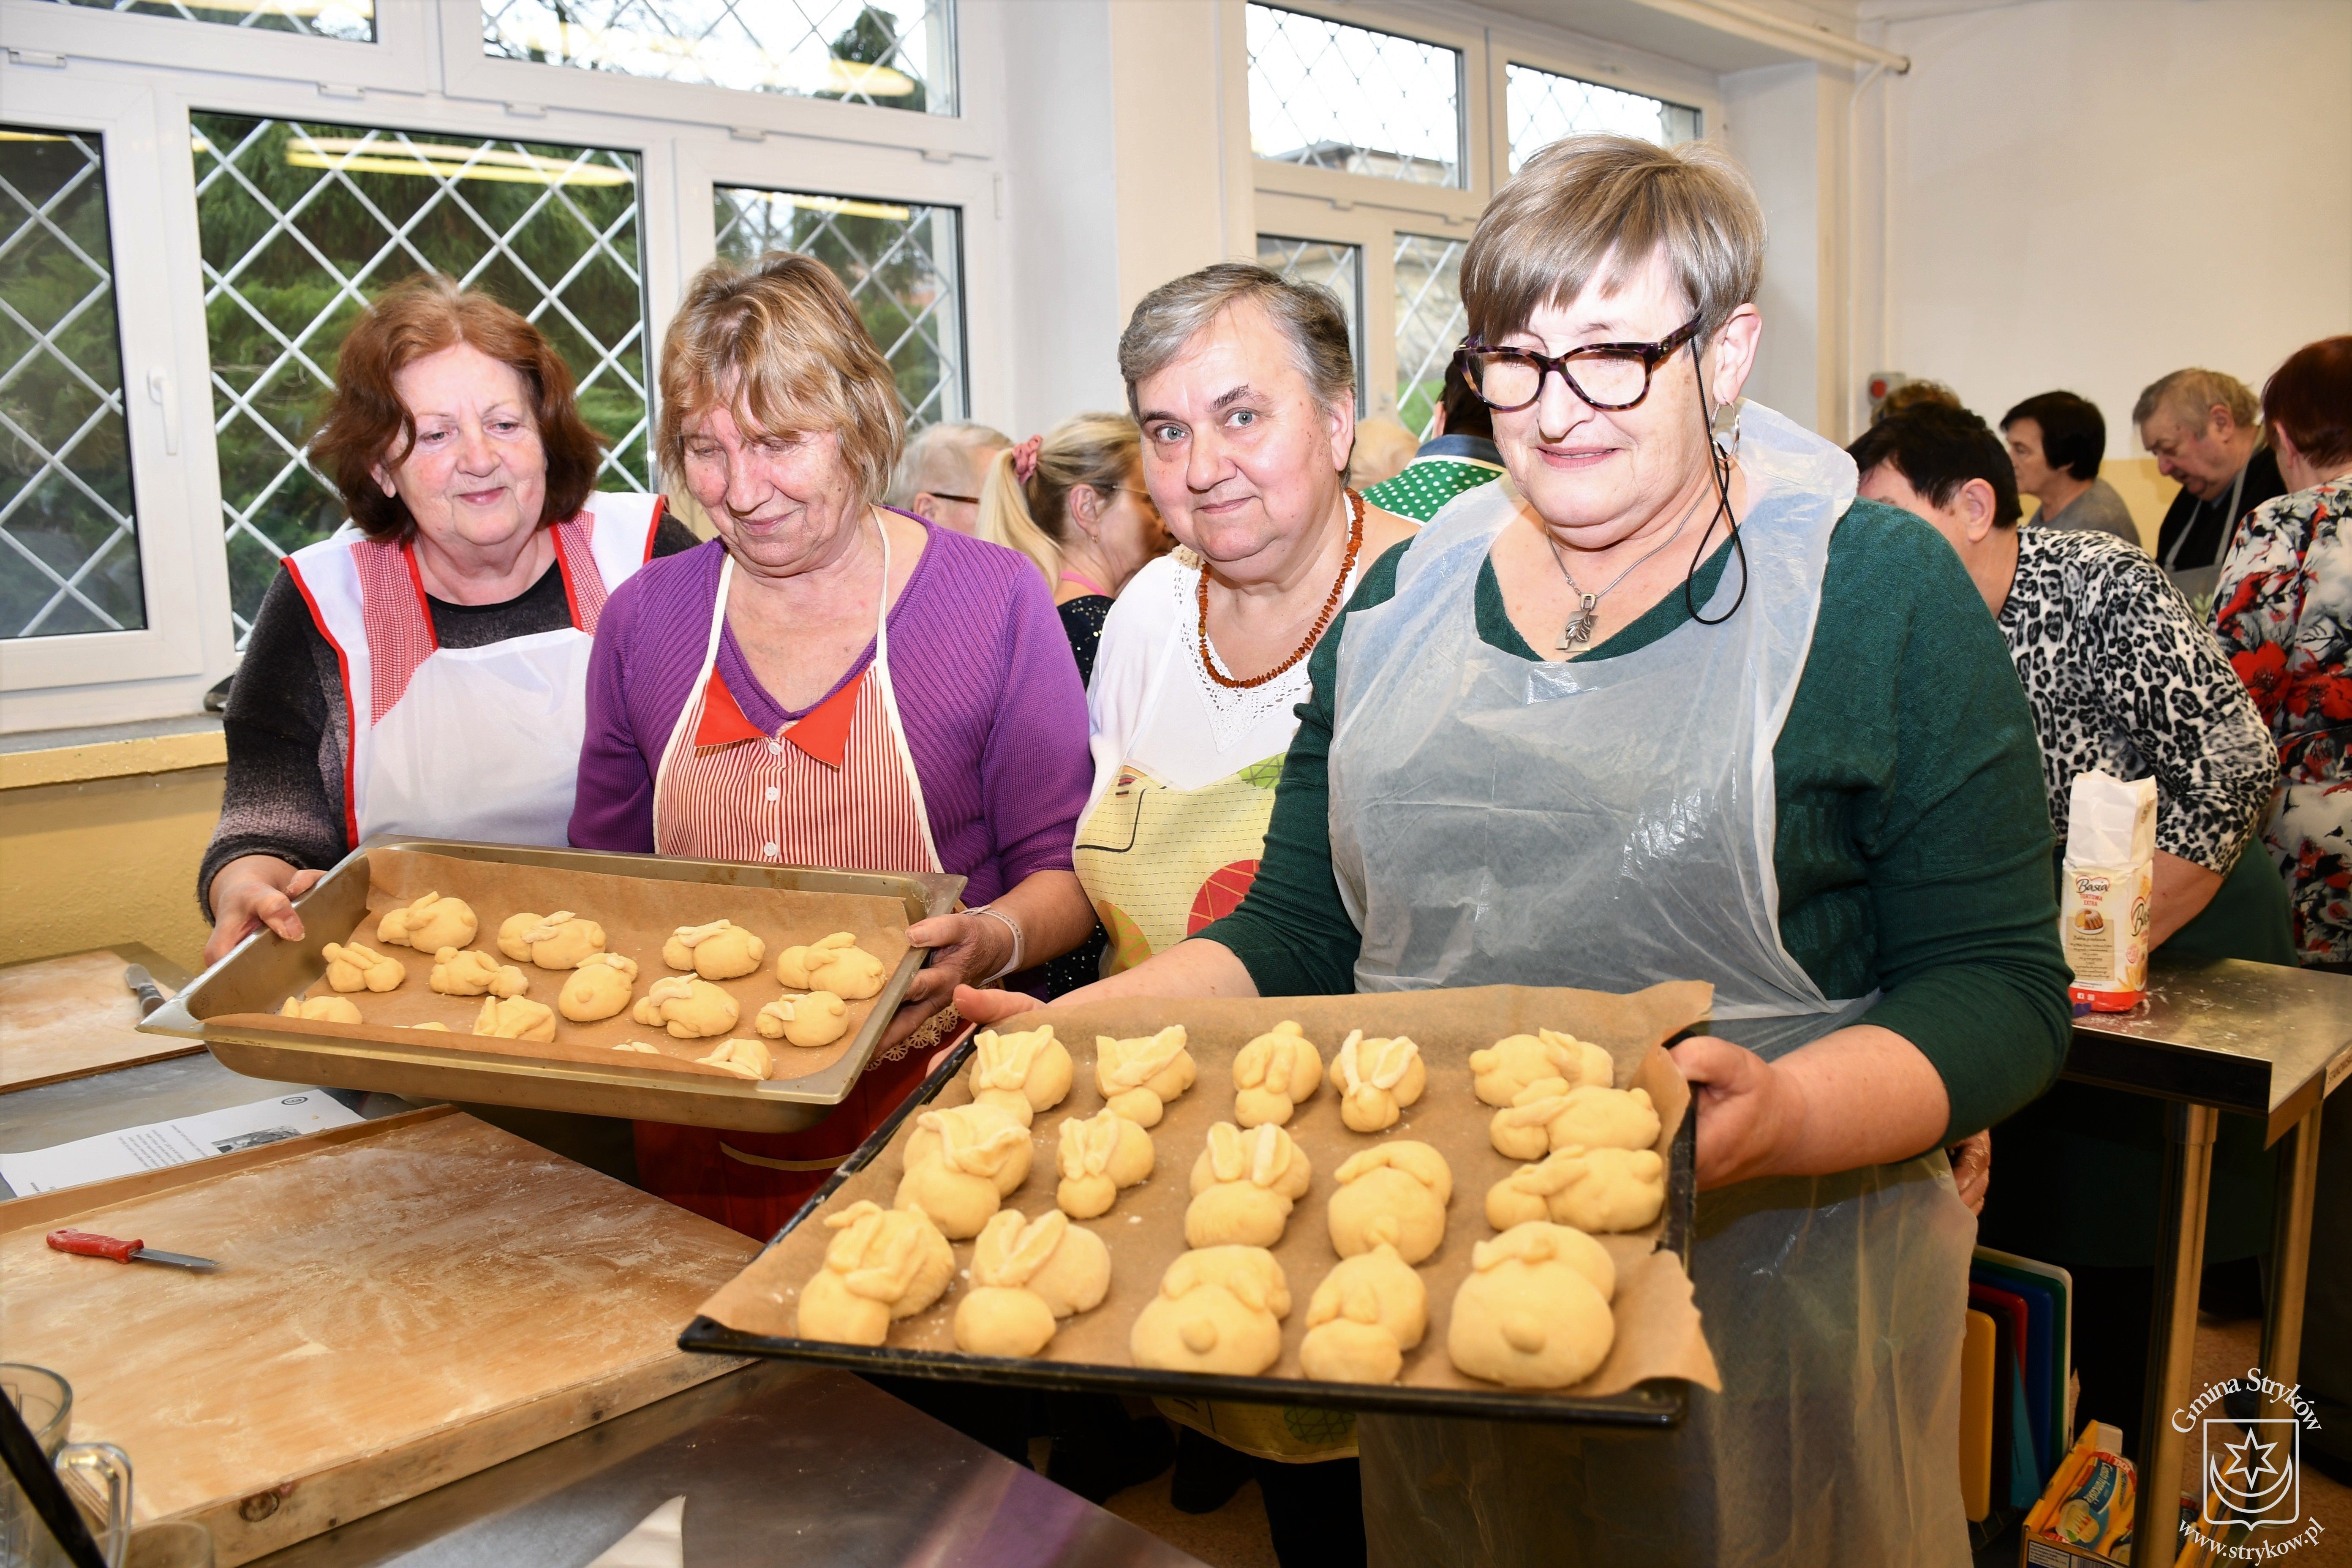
[698, 982, 1724, 1402]
[209, 848, 910, 1084]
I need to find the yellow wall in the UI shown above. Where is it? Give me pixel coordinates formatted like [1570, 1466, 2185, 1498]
[0, 765, 223, 973]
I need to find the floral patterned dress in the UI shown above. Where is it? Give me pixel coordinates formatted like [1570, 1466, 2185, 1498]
[2213, 477, 2352, 964]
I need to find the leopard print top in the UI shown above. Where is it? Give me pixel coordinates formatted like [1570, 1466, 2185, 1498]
[1998, 528, 2275, 870]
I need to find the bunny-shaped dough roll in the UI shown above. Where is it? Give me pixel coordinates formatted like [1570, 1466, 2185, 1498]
[322, 941, 404, 994]
[429, 947, 529, 999]
[472, 994, 556, 1042]
[558, 952, 638, 1022]
[1485, 1145, 1667, 1233]
[1184, 1121, 1313, 1248]
[1326, 1140, 1453, 1263]
[281, 994, 362, 1025]
[967, 1026, 1074, 1126]
[630, 975, 739, 1040]
[1299, 1243, 1428, 1384]
[1130, 1246, 1291, 1376]
[1328, 1031, 1426, 1133]
[1469, 1027, 1614, 1107]
[756, 991, 849, 1048]
[796, 1200, 953, 1346]
[1094, 1026, 1196, 1127]
[776, 931, 886, 999]
[895, 1102, 1032, 1239]
[375, 892, 476, 953]
[662, 919, 765, 981]
[498, 910, 606, 970]
[1489, 1081, 1661, 1162]
[1232, 1021, 1322, 1127]
[1055, 1107, 1155, 1218]
[1446, 1222, 1617, 1389]
[952, 1209, 1112, 1358]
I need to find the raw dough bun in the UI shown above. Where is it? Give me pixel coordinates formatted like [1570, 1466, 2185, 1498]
[795, 1199, 953, 1345]
[428, 947, 529, 999]
[1326, 1141, 1453, 1264]
[953, 1287, 1058, 1358]
[281, 995, 361, 1024]
[630, 975, 740, 1040]
[1055, 1107, 1154, 1218]
[662, 920, 765, 981]
[967, 1026, 1074, 1126]
[1485, 1145, 1667, 1233]
[1094, 1026, 1196, 1127]
[1488, 1081, 1661, 1161]
[557, 952, 638, 1022]
[1232, 1021, 1322, 1128]
[498, 910, 607, 970]
[472, 994, 556, 1041]
[375, 893, 477, 953]
[1129, 1246, 1290, 1376]
[1470, 1028, 1614, 1107]
[610, 1040, 661, 1053]
[756, 991, 849, 1049]
[776, 931, 887, 1000]
[1299, 1243, 1428, 1384]
[1446, 1222, 1617, 1389]
[1328, 1031, 1427, 1133]
[953, 1209, 1112, 1356]
[695, 1037, 775, 1080]
[321, 941, 404, 994]
[895, 1102, 1032, 1239]
[1184, 1122, 1312, 1249]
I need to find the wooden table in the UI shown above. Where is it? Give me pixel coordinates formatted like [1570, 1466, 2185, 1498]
[2065, 956, 2352, 1557]
[0, 1106, 758, 1564]
[0, 945, 195, 1092]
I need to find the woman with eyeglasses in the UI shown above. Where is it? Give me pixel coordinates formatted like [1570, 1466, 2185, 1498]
[963, 136, 2068, 1566]
[975, 412, 1173, 685]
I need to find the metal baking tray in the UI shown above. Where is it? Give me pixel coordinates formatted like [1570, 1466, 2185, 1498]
[678, 1034, 1698, 1426]
[137, 836, 964, 1134]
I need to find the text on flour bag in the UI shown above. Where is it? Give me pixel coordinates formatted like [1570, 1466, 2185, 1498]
[2061, 770, 2156, 1012]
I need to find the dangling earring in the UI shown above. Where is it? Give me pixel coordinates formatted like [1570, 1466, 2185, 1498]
[1710, 399, 1742, 463]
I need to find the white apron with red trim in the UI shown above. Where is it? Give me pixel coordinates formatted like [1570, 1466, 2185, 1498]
[283, 492, 662, 847]
[636, 514, 946, 1240]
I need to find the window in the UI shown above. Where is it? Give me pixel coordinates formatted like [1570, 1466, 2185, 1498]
[1506, 63, 1701, 172]
[481, 0, 956, 115]
[190, 114, 648, 642]
[50, 0, 376, 42]
[1392, 235, 1465, 439]
[1, 125, 143, 640]
[713, 187, 966, 427]
[1246, 4, 1461, 188]
[1257, 234, 1363, 405]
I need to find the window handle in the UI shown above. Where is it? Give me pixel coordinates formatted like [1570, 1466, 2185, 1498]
[147, 368, 180, 456]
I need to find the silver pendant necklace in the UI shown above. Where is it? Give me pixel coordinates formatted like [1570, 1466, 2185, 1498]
[1547, 485, 1710, 650]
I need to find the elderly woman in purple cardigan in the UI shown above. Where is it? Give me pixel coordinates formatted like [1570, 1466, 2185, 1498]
[570, 251, 1095, 1238]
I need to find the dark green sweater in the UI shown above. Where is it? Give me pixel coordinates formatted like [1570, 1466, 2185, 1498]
[1199, 501, 2072, 1143]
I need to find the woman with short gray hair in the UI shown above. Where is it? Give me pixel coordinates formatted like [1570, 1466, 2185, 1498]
[964, 136, 2068, 1565]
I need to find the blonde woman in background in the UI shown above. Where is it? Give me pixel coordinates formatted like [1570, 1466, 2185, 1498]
[976, 411, 1171, 683]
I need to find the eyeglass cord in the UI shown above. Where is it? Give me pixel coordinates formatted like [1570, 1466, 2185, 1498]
[1684, 335, 1749, 629]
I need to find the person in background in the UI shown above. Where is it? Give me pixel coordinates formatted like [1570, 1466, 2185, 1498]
[1877, 376, 1960, 418]
[2001, 390, 2140, 543]
[2210, 333, 2352, 1488]
[1346, 415, 1419, 489]
[201, 274, 695, 965]
[886, 418, 1012, 535]
[2136, 368, 2285, 582]
[974, 412, 1170, 685]
[1852, 402, 2288, 1455]
[1362, 356, 1504, 523]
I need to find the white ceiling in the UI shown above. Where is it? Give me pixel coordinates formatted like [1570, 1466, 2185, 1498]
[1470, 0, 1868, 76]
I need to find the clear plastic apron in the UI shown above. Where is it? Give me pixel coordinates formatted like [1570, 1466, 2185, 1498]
[1328, 403, 1974, 1567]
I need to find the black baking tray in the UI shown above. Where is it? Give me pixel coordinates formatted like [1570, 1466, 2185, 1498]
[678, 1032, 1699, 1426]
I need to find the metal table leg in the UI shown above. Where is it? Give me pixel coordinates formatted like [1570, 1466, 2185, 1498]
[2134, 1101, 2217, 1563]
[2260, 1101, 2325, 1421]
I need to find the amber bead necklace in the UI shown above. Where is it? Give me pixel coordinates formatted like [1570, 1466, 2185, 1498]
[1196, 487, 1367, 690]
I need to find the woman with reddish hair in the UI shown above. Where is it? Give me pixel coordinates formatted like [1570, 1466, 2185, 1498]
[2213, 335, 2352, 966]
[200, 273, 698, 963]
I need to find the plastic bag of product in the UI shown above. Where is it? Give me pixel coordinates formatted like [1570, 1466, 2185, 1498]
[2060, 771, 2156, 1011]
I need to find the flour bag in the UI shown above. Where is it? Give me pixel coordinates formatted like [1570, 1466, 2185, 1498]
[2061, 770, 2156, 1010]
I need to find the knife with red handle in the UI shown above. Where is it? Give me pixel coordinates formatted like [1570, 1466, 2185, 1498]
[46, 1229, 219, 1271]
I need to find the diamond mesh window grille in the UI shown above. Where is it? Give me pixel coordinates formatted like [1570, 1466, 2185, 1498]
[483, 1, 956, 115]
[191, 114, 648, 644]
[712, 188, 966, 430]
[53, 0, 375, 41]
[1, 125, 144, 640]
[1393, 233, 1465, 441]
[1506, 63, 1701, 172]
[1247, 4, 1460, 188]
[1256, 234, 1363, 408]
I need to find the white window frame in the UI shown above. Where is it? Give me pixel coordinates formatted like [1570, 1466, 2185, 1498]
[0, 0, 1004, 732]
[0, 69, 232, 717]
[1485, 32, 1721, 182]
[678, 140, 1009, 429]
